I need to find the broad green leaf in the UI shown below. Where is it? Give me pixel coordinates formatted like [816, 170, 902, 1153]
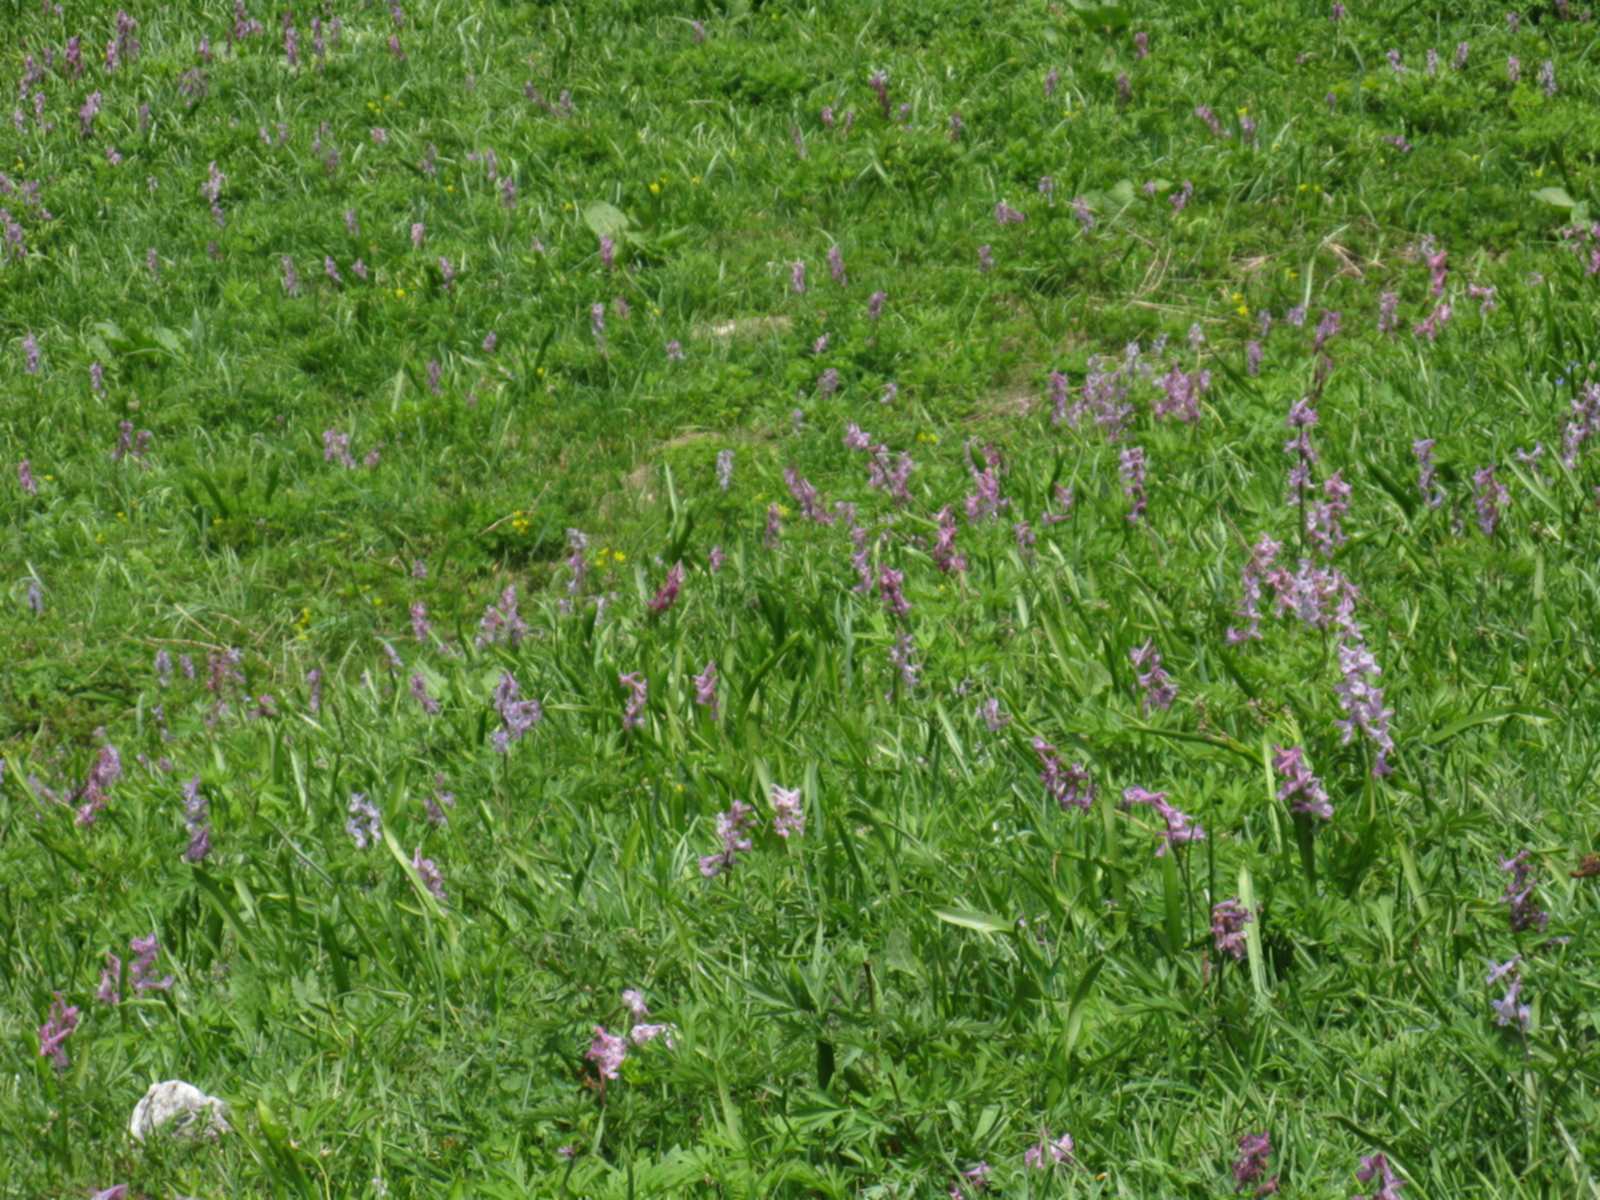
[582, 200, 631, 240]
[933, 907, 1012, 935]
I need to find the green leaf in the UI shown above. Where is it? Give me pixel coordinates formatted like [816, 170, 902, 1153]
[1532, 186, 1576, 209]
[933, 907, 1012, 935]
[1422, 706, 1554, 746]
[582, 200, 631, 240]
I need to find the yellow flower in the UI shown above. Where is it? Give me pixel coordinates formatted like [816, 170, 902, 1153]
[613, 550, 627, 563]
[395, 287, 406, 299]
[1236, 304, 1250, 317]
[648, 181, 661, 195]
[690, 176, 701, 186]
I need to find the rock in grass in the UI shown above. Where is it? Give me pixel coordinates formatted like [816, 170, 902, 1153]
[129, 1080, 231, 1143]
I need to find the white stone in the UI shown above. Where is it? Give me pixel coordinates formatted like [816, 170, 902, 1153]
[128, 1080, 231, 1143]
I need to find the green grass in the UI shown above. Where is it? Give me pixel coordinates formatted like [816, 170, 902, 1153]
[4, 1, 1600, 1196]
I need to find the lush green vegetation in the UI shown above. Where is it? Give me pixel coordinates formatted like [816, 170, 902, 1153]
[5, 1, 1600, 1196]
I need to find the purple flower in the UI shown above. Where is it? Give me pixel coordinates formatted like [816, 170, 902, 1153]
[619, 672, 648, 731]
[764, 503, 782, 549]
[586, 1025, 627, 1080]
[648, 561, 685, 614]
[1073, 196, 1095, 230]
[994, 201, 1026, 226]
[976, 698, 1010, 731]
[771, 785, 805, 838]
[1195, 104, 1226, 137]
[869, 70, 891, 117]
[964, 462, 1007, 522]
[791, 260, 806, 294]
[708, 544, 726, 573]
[1333, 639, 1395, 776]
[1211, 899, 1253, 961]
[1273, 745, 1332, 820]
[699, 799, 757, 877]
[1041, 483, 1075, 526]
[1024, 1131, 1074, 1169]
[345, 793, 381, 849]
[1498, 850, 1549, 933]
[180, 775, 212, 862]
[78, 90, 102, 137]
[476, 585, 529, 649]
[1246, 340, 1263, 376]
[1355, 1152, 1406, 1200]
[630, 1022, 675, 1047]
[97, 954, 122, 1005]
[887, 631, 921, 698]
[492, 672, 543, 752]
[22, 331, 40, 374]
[1153, 365, 1209, 423]
[1454, 41, 1469, 70]
[1171, 180, 1194, 211]
[17, 459, 37, 496]
[933, 505, 967, 574]
[1563, 383, 1600, 468]
[1472, 465, 1509, 536]
[1129, 640, 1176, 713]
[1232, 1131, 1277, 1194]
[1386, 48, 1405, 75]
[1306, 470, 1351, 558]
[1133, 30, 1149, 58]
[412, 848, 446, 901]
[1507, 55, 1520, 83]
[827, 244, 847, 286]
[693, 660, 719, 719]
[1033, 738, 1094, 810]
[409, 673, 440, 716]
[1313, 309, 1342, 352]
[977, 244, 994, 273]
[715, 449, 734, 491]
[784, 468, 833, 524]
[877, 566, 911, 618]
[74, 744, 123, 827]
[1283, 396, 1320, 499]
[1120, 447, 1148, 522]
[1412, 439, 1444, 508]
[867, 290, 887, 321]
[37, 993, 79, 1070]
[129, 932, 174, 992]
[1538, 57, 1558, 96]
[1122, 786, 1205, 855]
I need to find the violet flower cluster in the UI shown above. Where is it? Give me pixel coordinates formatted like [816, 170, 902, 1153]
[1032, 738, 1094, 810]
[1122, 786, 1205, 856]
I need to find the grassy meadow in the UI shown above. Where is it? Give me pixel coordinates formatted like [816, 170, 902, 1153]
[5, 0, 1600, 1196]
